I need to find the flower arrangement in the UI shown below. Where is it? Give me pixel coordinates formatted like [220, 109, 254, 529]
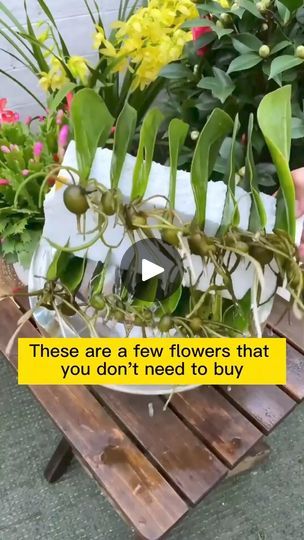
[0, 0, 198, 122]
[0, 101, 69, 268]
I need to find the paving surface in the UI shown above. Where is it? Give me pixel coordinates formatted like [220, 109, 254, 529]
[1, 356, 304, 540]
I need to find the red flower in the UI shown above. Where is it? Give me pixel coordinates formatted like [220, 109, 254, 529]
[192, 24, 212, 57]
[66, 92, 74, 112]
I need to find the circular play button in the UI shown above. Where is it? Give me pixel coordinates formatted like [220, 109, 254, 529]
[120, 238, 184, 302]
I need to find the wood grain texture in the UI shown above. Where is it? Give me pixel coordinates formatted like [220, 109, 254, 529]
[219, 385, 296, 433]
[268, 296, 304, 351]
[0, 299, 188, 540]
[92, 387, 227, 505]
[169, 386, 262, 468]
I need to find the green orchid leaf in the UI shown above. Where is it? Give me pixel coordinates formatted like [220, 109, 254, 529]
[218, 115, 240, 235]
[71, 89, 114, 184]
[158, 285, 182, 315]
[111, 102, 137, 189]
[227, 53, 262, 74]
[160, 63, 193, 79]
[198, 68, 235, 104]
[243, 115, 267, 232]
[47, 247, 72, 282]
[47, 83, 77, 120]
[269, 55, 304, 79]
[168, 118, 189, 208]
[131, 108, 164, 201]
[191, 108, 233, 228]
[257, 85, 296, 238]
[89, 252, 111, 297]
[60, 256, 87, 294]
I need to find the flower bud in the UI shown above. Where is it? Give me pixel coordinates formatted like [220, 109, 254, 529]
[190, 130, 200, 141]
[259, 45, 270, 58]
[1, 145, 10, 154]
[0, 178, 10, 186]
[33, 141, 44, 159]
[296, 45, 304, 59]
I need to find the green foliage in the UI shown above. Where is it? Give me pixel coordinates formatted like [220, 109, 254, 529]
[110, 102, 137, 189]
[163, 0, 304, 181]
[71, 89, 114, 183]
[0, 112, 62, 266]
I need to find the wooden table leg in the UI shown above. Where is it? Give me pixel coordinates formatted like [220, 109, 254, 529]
[44, 437, 74, 483]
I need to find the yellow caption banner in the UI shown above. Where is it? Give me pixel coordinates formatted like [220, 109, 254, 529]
[18, 337, 286, 386]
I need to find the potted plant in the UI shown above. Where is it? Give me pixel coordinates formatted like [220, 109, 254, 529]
[0, 100, 69, 290]
[13, 85, 303, 395]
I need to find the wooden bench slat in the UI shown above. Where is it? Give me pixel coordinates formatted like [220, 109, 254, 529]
[0, 299, 188, 540]
[284, 344, 304, 402]
[263, 327, 304, 403]
[169, 387, 262, 468]
[219, 385, 296, 433]
[92, 387, 227, 505]
[268, 296, 304, 351]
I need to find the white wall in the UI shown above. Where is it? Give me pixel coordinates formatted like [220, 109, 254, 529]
[0, 0, 122, 118]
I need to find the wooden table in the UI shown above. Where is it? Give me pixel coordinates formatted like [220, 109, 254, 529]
[1, 296, 304, 540]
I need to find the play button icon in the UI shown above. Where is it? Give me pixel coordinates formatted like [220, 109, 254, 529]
[120, 238, 183, 302]
[142, 259, 164, 282]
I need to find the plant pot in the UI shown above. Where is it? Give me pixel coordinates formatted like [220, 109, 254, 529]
[0, 259, 24, 296]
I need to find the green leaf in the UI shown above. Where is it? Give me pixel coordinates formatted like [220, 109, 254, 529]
[218, 116, 240, 235]
[223, 291, 251, 332]
[0, 69, 46, 111]
[110, 102, 137, 189]
[228, 53, 262, 74]
[198, 67, 235, 104]
[269, 55, 304, 79]
[23, 0, 49, 72]
[47, 83, 77, 119]
[47, 247, 71, 281]
[71, 89, 114, 183]
[238, 0, 265, 18]
[131, 108, 164, 201]
[278, 0, 302, 10]
[257, 86, 296, 238]
[37, 0, 70, 57]
[191, 109, 233, 228]
[232, 33, 263, 53]
[292, 117, 304, 138]
[158, 285, 182, 315]
[160, 63, 193, 79]
[168, 119, 189, 208]
[245, 115, 267, 232]
[270, 40, 291, 55]
[60, 256, 87, 294]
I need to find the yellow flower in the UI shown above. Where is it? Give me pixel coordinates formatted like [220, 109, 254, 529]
[39, 57, 69, 92]
[93, 25, 105, 49]
[67, 56, 89, 85]
[217, 0, 231, 6]
[37, 29, 49, 44]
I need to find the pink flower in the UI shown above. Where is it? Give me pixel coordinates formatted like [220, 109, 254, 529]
[56, 109, 65, 125]
[39, 115, 46, 122]
[10, 144, 19, 152]
[1, 145, 10, 154]
[1, 110, 20, 123]
[192, 23, 212, 57]
[58, 124, 69, 148]
[24, 116, 32, 126]
[0, 178, 10, 186]
[33, 141, 44, 158]
[0, 98, 7, 112]
[0, 98, 19, 123]
[22, 169, 30, 177]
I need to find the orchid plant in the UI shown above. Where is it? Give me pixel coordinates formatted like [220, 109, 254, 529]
[12, 87, 303, 347]
[0, 101, 69, 267]
[0, 0, 198, 123]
